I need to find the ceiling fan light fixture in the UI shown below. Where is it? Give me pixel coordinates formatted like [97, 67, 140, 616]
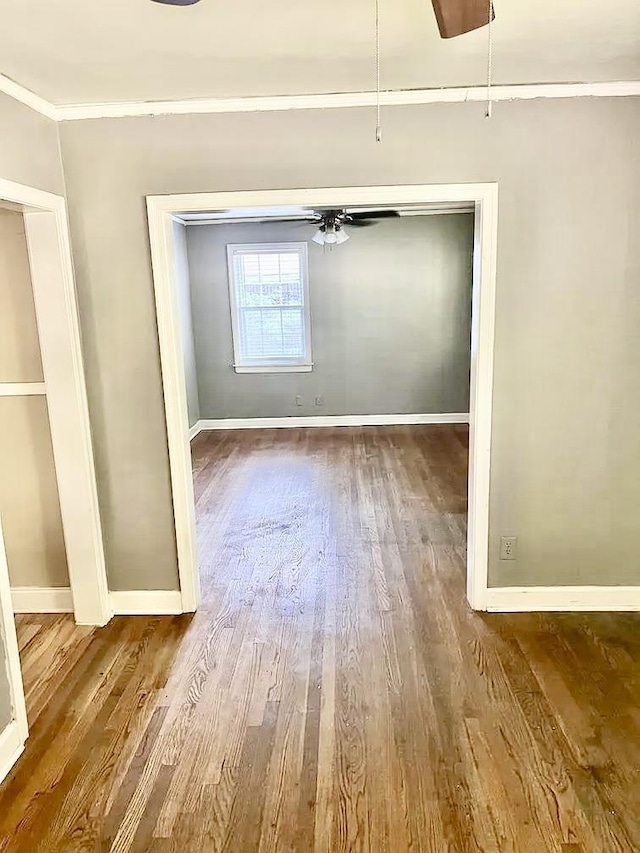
[151, 0, 202, 5]
[310, 211, 352, 247]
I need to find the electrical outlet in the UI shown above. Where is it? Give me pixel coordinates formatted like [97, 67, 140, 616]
[500, 536, 517, 561]
[295, 395, 303, 407]
[314, 395, 323, 406]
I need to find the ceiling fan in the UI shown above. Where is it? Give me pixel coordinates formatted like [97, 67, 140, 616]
[151, 0, 494, 39]
[303, 209, 399, 246]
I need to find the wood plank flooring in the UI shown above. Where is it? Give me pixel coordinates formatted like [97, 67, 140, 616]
[1, 425, 640, 851]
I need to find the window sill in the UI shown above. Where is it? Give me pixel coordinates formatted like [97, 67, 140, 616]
[233, 364, 313, 374]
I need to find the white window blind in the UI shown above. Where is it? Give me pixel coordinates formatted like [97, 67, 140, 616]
[226, 243, 312, 372]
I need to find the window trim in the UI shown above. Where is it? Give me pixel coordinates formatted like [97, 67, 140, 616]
[226, 241, 313, 373]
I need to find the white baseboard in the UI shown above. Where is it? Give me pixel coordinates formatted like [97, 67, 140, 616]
[0, 721, 25, 786]
[486, 586, 640, 612]
[10, 587, 184, 617]
[190, 412, 469, 438]
[109, 590, 183, 616]
[11, 586, 74, 614]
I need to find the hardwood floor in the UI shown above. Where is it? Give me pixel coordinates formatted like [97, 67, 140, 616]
[1, 425, 640, 851]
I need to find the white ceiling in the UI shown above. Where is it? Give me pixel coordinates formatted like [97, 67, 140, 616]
[2, 0, 639, 106]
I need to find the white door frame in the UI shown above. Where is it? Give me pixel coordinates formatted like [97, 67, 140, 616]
[0, 177, 110, 627]
[0, 516, 28, 782]
[146, 184, 499, 613]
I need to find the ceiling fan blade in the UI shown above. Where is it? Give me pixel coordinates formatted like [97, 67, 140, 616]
[350, 210, 399, 219]
[431, 0, 494, 39]
[348, 211, 400, 226]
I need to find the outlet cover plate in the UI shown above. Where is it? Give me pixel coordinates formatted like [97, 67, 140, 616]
[500, 536, 517, 560]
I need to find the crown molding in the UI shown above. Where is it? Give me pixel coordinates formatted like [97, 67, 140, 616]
[55, 80, 640, 121]
[0, 73, 58, 120]
[2, 74, 640, 123]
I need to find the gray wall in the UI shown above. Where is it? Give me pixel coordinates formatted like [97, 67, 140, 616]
[0, 210, 70, 589]
[0, 209, 44, 384]
[58, 97, 640, 590]
[0, 91, 66, 734]
[0, 396, 70, 589]
[0, 93, 65, 194]
[174, 220, 200, 427]
[185, 215, 473, 419]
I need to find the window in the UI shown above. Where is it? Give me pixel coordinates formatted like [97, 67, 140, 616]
[226, 242, 312, 373]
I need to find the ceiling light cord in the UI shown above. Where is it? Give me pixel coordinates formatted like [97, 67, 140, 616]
[485, 0, 493, 118]
[375, 0, 382, 141]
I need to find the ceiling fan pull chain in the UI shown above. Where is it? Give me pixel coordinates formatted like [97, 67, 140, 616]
[375, 0, 382, 141]
[485, 0, 493, 118]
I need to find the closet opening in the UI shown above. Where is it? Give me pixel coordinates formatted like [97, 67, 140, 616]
[0, 179, 109, 785]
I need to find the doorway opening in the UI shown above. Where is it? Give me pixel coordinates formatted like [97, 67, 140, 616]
[146, 184, 498, 613]
[179, 201, 475, 610]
